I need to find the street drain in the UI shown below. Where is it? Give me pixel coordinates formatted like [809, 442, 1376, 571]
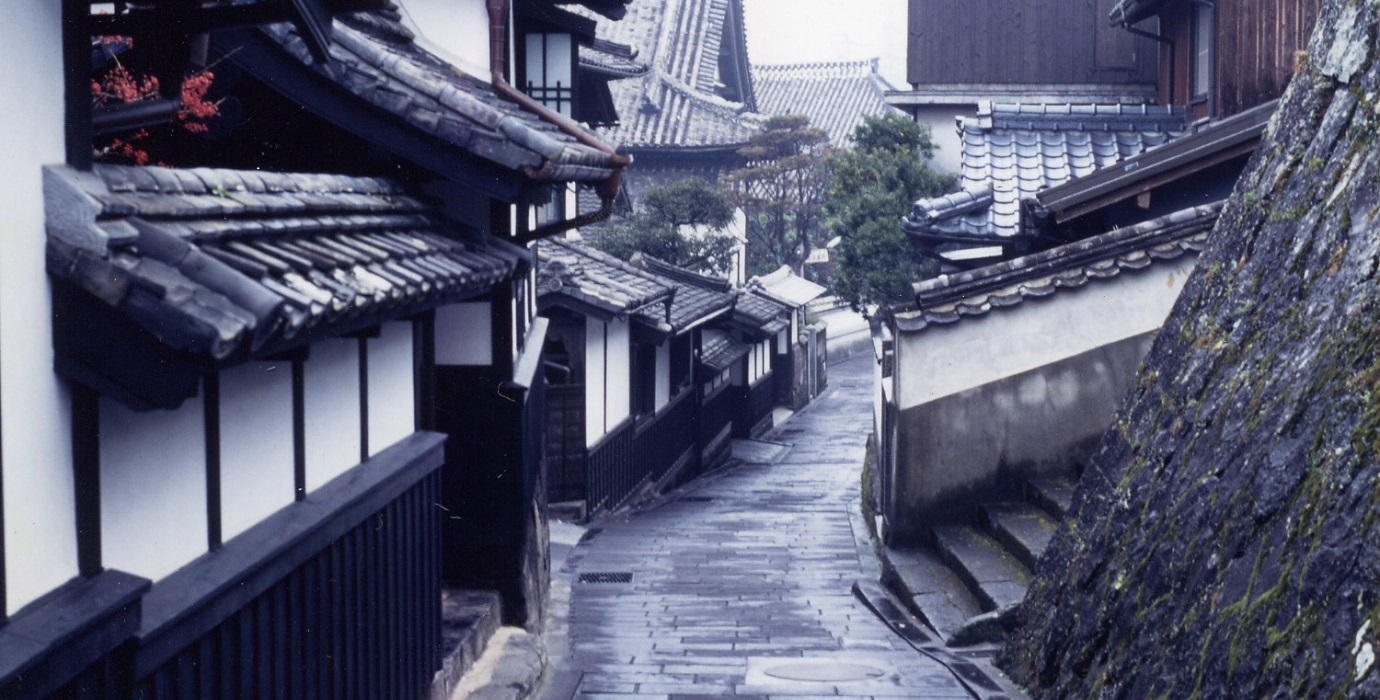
[762, 662, 884, 682]
[578, 571, 633, 584]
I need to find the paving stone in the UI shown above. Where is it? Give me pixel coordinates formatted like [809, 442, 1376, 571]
[538, 358, 1008, 700]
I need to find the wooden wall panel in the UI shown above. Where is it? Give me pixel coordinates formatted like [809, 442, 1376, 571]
[906, 0, 1156, 86]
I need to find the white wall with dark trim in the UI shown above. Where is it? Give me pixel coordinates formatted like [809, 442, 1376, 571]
[305, 337, 362, 493]
[369, 321, 417, 456]
[398, 0, 492, 83]
[219, 361, 296, 542]
[435, 301, 493, 366]
[99, 394, 208, 582]
[2, 2, 78, 615]
[654, 342, 670, 410]
[585, 317, 607, 443]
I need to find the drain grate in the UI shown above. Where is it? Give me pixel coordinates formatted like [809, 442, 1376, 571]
[578, 571, 633, 584]
[681, 496, 713, 503]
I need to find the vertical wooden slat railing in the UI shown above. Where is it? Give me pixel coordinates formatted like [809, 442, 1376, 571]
[131, 434, 445, 700]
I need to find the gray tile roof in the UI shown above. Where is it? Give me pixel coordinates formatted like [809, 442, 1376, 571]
[733, 291, 789, 334]
[700, 333, 750, 372]
[536, 239, 674, 317]
[631, 255, 734, 332]
[753, 59, 897, 146]
[580, 38, 650, 79]
[45, 164, 525, 361]
[640, 255, 788, 335]
[580, 0, 763, 149]
[250, 7, 622, 182]
[894, 202, 1219, 333]
[748, 265, 827, 308]
[903, 101, 1186, 241]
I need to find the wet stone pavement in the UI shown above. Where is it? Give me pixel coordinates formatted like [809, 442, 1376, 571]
[540, 357, 976, 699]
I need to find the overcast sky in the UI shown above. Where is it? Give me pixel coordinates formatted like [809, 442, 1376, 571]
[741, 0, 909, 88]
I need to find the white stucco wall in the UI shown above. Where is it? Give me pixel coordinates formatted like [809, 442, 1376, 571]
[398, 0, 492, 81]
[909, 104, 975, 177]
[2, 2, 78, 614]
[219, 362, 295, 542]
[585, 317, 607, 444]
[435, 301, 492, 366]
[304, 338, 362, 492]
[100, 395, 208, 583]
[895, 261, 1195, 412]
[605, 319, 631, 429]
[369, 321, 417, 456]
[654, 342, 670, 410]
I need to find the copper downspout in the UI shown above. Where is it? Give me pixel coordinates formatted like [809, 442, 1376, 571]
[486, 0, 627, 238]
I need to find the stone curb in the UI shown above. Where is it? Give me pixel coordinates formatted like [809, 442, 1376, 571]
[852, 580, 1026, 700]
[449, 627, 546, 700]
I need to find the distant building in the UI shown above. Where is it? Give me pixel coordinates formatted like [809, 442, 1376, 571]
[886, 0, 1159, 174]
[1109, 0, 1323, 120]
[754, 59, 898, 147]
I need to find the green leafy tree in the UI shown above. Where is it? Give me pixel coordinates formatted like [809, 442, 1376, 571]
[824, 113, 955, 311]
[721, 115, 832, 277]
[586, 178, 739, 275]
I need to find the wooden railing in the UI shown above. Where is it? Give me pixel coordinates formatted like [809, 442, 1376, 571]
[585, 417, 635, 517]
[635, 390, 696, 487]
[699, 383, 736, 470]
[132, 434, 445, 700]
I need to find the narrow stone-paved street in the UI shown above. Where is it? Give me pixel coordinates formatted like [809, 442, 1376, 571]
[540, 357, 976, 699]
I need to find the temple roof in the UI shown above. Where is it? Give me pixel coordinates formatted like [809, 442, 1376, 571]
[753, 59, 897, 146]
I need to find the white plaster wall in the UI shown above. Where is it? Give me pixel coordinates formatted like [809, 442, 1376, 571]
[585, 317, 607, 444]
[219, 362, 295, 542]
[100, 395, 208, 583]
[369, 321, 417, 456]
[895, 260, 1196, 412]
[2, 1, 78, 614]
[910, 104, 975, 177]
[435, 302, 492, 366]
[398, 0, 492, 81]
[654, 342, 670, 411]
[606, 319, 631, 429]
[304, 338, 362, 492]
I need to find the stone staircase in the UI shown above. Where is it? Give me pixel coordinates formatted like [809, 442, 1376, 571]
[882, 474, 1076, 647]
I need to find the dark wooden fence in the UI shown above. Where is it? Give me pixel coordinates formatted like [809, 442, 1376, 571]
[634, 390, 696, 487]
[545, 384, 586, 504]
[737, 379, 775, 438]
[585, 418, 635, 517]
[554, 389, 700, 519]
[131, 434, 445, 700]
[700, 383, 736, 470]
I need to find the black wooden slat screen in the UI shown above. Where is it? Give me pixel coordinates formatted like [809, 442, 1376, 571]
[133, 470, 441, 699]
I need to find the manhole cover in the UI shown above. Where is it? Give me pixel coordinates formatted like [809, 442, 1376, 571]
[577, 571, 632, 584]
[762, 662, 884, 682]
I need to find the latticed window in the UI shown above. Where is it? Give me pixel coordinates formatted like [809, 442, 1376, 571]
[1192, 4, 1213, 99]
[523, 32, 574, 117]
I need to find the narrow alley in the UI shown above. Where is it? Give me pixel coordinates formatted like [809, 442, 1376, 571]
[538, 357, 1004, 699]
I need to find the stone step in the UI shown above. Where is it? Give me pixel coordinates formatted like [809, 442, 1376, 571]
[931, 525, 1032, 614]
[431, 589, 501, 700]
[1026, 474, 1077, 521]
[981, 501, 1059, 571]
[882, 545, 984, 644]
